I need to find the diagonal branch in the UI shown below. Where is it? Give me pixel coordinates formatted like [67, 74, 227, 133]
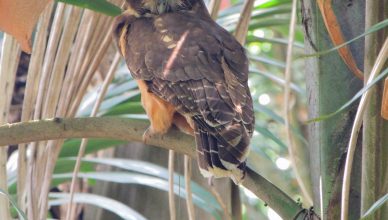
[0, 117, 318, 220]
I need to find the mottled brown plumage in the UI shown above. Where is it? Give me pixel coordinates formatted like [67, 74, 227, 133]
[114, 0, 254, 183]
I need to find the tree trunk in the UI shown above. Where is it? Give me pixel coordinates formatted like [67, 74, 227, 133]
[362, 1, 388, 219]
[302, 0, 365, 219]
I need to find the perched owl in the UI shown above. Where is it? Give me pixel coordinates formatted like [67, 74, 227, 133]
[113, 0, 254, 183]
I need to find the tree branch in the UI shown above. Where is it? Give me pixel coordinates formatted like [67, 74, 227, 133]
[0, 117, 316, 219]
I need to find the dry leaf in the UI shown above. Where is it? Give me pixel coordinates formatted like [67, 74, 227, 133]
[316, 0, 364, 80]
[382, 77, 388, 120]
[0, 0, 51, 53]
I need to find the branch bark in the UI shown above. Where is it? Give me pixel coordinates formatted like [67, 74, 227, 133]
[0, 117, 317, 219]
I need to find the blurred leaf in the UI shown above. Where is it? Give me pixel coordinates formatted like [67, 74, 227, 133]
[116, 114, 148, 119]
[77, 90, 140, 116]
[250, 68, 305, 95]
[96, 91, 140, 115]
[217, 3, 243, 18]
[248, 18, 289, 29]
[254, 104, 308, 145]
[49, 192, 146, 220]
[256, 0, 291, 9]
[0, 189, 27, 220]
[255, 124, 286, 149]
[56, 0, 122, 17]
[308, 68, 388, 122]
[248, 53, 286, 68]
[246, 35, 304, 48]
[218, 5, 290, 26]
[7, 159, 95, 193]
[104, 80, 138, 99]
[224, 18, 289, 32]
[300, 19, 388, 59]
[59, 139, 126, 157]
[76, 73, 141, 117]
[6, 152, 18, 186]
[54, 159, 95, 174]
[52, 172, 221, 218]
[251, 6, 290, 20]
[61, 157, 221, 210]
[255, 103, 284, 123]
[361, 194, 388, 219]
[102, 101, 144, 116]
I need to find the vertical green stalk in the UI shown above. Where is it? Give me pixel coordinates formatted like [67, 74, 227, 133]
[362, 0, 388, 219]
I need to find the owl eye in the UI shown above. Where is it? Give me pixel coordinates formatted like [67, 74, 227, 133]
[139, 8, 152, 14]
[157, 0, 169, 13]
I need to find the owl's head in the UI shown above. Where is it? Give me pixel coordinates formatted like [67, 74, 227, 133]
[125, 0, 205, 15]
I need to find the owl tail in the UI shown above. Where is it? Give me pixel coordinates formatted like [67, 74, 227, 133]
[194, 121, 250, 184]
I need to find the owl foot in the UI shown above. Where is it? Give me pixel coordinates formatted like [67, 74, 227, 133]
[142, 127, 155, 144]
[143, 126, 168, 144]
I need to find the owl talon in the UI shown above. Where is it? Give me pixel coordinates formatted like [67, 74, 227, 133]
[208, 176, 214, 186]
[142, 127, 155, 144]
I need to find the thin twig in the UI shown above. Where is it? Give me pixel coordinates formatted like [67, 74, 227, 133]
[208, 0, 221, 20]
[234, 0, 254, 45]
[209, 185, 232, 220]
[340, 38, 388, 220]
[184, 156, 195, 220]
[284, 0, 313, 206]
[65, 53, 121, 220]
[168, 150, 176, 220]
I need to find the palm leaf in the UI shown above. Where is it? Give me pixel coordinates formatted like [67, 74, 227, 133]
[56, 0, 121, 16]
[49, 193, 146, 220]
